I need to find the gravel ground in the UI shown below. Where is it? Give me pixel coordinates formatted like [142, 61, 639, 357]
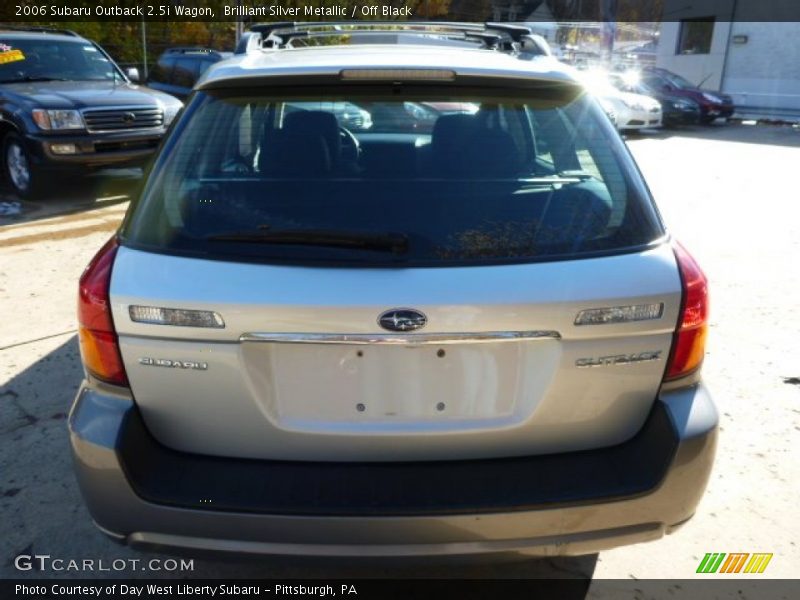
[0, 123, 798, 583]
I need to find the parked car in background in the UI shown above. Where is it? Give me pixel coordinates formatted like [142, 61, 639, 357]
[580, 70, 662, 131]
[597, 97, 619, 128]
[70, 22, 717, 560]
[285, 101, 480, 135]
[0, 27, 182, 198]
[642, 67, 734, 124]
[286, 101, 373, 131]
[147, 47, 232, 100]
[352, 101, 441, 133]
[420, 102, 480, 115]
[608, 73, 701, 127]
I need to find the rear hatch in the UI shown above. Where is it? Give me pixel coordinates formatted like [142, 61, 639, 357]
[112, 77, 679, 461]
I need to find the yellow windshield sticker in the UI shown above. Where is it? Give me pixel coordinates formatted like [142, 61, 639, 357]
[0, 49, 25, 64]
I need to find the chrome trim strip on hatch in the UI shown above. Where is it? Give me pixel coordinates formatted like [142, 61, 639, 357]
[239, 331, 561, 345]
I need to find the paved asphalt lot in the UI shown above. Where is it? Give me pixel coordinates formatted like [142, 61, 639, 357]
[0, 123, 798, 585]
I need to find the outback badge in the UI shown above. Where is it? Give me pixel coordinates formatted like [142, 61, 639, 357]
[575, 351, 662, 368]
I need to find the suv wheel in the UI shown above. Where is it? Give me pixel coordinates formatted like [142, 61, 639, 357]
[3, 133, 39, 198]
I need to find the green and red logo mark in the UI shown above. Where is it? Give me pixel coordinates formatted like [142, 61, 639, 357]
[697, 553, 773, 574]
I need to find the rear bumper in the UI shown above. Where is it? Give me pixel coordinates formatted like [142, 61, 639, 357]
[701, 104, 735, 120]
[617, 108, 663, 130]
[663, 107, 701, 125]
[69, 383, 717, 557]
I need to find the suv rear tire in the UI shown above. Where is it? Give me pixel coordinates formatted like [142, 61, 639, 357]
[3, 132, 40, 199]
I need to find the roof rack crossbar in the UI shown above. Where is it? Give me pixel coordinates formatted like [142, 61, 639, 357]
[248, 21, 531, 49]
[249, 21, 493, 35]
[234, 31, 264, 55]
[245, 21, 530, 54]
[248, 21, 302, 36]
[241, 21, 548, 56]
[278, 30, 502, 52]
[165, 47, 222, 54]
[483, 22, 534, 43]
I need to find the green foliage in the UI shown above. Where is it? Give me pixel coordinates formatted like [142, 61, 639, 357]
[4, 0, 454, 67]
[3, 20, 236, 67]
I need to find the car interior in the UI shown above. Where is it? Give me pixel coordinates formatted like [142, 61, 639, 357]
[130, 92, 656, 262]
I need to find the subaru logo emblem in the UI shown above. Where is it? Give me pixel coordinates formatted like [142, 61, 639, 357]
[378, 308, 427, 332]
[122, 112, 136, 123]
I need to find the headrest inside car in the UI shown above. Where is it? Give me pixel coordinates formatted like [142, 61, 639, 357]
[283, 110, 341, 160]
[259, 131, 331, 177]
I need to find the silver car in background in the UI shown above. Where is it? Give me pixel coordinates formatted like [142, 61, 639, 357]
[70, 22, 716, 558]
[580, 69, 663, 131]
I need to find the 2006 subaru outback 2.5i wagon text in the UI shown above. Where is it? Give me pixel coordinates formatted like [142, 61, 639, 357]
[69, 22, 717, 558]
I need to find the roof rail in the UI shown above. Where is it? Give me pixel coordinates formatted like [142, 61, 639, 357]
[0, 25, 80, 37]
[243, 21, 543, 54]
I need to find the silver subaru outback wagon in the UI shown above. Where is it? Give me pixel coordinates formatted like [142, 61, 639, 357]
[70, 22, 717, 558]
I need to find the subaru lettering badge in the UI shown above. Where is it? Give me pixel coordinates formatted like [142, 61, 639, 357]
[378, 308, 427, 332]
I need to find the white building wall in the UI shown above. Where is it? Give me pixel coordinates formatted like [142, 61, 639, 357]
[657, 9, 800, 118]
[723, 22, 800, 114]
[656, 21, 732, 91]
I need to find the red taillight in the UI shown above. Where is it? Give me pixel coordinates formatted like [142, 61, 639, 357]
[78, 237, 128, 386]
[664, 241, 709, 381]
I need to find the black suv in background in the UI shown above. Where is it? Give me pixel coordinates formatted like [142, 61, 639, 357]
[147, 47, 232, 100]
[0, 27, 183, 198]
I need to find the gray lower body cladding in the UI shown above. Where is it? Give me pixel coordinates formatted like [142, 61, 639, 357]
[69, 383, 717, 557]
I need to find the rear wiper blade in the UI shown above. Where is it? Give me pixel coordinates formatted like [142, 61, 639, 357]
[206, 229, 409, 254]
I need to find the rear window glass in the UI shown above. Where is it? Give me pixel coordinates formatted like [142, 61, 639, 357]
[123, 84, 664, 267]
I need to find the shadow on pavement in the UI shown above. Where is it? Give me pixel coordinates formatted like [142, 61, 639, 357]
[148, 550, 599, 581]
[627, 121, 800, 147]
[0, 337, 597, 590]
[0, 168, 141, 227]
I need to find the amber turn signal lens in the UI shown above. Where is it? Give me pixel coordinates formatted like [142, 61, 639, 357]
[664, 242, 709, 381]
[77, 238, 127, 386]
